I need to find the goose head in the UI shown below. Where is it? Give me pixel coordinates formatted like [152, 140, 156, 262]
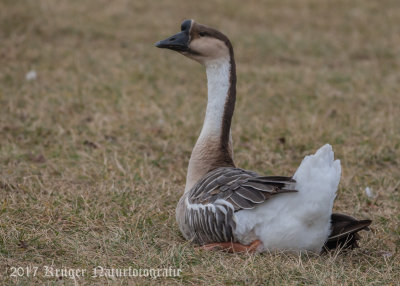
[155, 20, 233, 65]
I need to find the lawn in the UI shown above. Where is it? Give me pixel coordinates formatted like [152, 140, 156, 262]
[0, 0, 399, 284]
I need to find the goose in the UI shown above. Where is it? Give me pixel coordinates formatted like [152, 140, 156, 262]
[155, 20, 371, 253]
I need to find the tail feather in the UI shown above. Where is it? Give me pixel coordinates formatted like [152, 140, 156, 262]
[323, 213, 372, 251]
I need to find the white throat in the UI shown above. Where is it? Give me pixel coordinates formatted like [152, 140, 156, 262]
[200, 58, 231, 139]
[185, 58, 232, 192]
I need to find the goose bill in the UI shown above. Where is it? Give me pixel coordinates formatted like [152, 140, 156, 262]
[155, 31, 189, 52]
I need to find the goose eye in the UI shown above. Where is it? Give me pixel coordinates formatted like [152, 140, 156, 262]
[199, 32, 206, 37]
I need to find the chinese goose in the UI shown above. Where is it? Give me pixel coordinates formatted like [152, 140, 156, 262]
[156, 20, 371, 253]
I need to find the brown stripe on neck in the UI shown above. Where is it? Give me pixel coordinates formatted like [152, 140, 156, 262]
[218, 41, 236, 167]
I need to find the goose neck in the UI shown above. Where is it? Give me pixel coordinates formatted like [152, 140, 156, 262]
[185, 55, 236, 192]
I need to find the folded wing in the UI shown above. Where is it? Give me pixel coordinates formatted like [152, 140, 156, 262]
[185, 167, 297, 244]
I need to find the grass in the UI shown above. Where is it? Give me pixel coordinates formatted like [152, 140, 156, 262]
[0, 0, 399, 284]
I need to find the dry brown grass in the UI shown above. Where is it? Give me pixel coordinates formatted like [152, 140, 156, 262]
[1, 0, 399, 284]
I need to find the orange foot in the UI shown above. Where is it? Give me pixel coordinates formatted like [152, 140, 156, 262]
[196, 240, 262, 253]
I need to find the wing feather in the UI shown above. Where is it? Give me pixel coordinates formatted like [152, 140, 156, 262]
[235, 186, 265, 203]
[184, 167, 297, 244]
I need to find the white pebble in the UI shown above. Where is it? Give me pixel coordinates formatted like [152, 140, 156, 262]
[365, 187, 377, 199]
[25, 70, 37, 81]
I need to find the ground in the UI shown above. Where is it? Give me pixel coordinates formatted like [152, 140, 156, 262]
[0, 0, 399, 284]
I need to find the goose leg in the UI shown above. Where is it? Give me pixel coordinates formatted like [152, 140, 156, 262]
[197, 240, 261, 253]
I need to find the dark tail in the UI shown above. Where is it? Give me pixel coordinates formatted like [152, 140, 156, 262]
[323, 213, 372, 251]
